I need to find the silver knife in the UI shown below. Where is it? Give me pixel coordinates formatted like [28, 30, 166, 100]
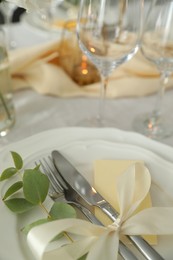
[47, 157, 138, 260]
[52, 150, 164, 260]
[50, 187, 138, 260]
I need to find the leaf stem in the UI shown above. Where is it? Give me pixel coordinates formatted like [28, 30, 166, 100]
[0, 91, 11, 120]
[63, 231, 74, 243]
[39, 202, 52, 219]
[17, 170, 23, 180]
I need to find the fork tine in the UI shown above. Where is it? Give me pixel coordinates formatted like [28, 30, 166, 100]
[35, 161, 62, 199]
[38, 158, 64, 194]
[47, 156, 69, 190]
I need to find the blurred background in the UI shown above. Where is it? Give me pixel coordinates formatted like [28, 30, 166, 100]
[0, 7, 25, 23]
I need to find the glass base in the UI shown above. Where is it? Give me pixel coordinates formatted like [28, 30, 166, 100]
[0, 112, 15, 137]
[0, 93, 15, 137]
[133, 113, 173, 140]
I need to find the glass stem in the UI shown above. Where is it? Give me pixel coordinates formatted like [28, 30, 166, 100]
[0, 92, 11, 120]
[98, 75, 108, 122]
[152, 72, 169, 123]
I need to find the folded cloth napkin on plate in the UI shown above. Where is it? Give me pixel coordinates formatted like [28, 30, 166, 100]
[9, 39, 173, 98]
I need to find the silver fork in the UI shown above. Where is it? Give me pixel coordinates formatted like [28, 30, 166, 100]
[36, 160, 103, 225]
[37, 157, 138, 260]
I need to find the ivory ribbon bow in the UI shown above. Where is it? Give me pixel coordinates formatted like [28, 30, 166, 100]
[27, 163, 173, 260]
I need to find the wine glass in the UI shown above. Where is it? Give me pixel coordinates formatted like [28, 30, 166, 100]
[77, 0, 143, 126]
[1, 2, 17, 49]
[133, 0, 173, 139]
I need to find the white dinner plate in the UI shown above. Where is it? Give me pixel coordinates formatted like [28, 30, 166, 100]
[1, 127, 173, 260]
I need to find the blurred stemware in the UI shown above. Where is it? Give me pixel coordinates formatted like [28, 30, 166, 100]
[76, 0, 143, 126]
[133, 0, 173, 139]
[32, 0, 77, 32]
[0, 28, 15, 137]
[1, 2, 17, 49]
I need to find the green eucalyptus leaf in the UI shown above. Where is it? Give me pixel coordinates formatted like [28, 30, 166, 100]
[3, 181, 23, 200]
[22, 218, 50, 235]
[0, 167, 18, 181]
[4, 198, 34, 213]
[49, 202, 76, 220]
[23, 169, 49, 205]
[34, 164, 40, 171]
[78, 254, 87, 260]
[11, 151, 23, 170]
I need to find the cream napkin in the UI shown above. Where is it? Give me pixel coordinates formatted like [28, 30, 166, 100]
[9, 40, 173, 98]
[94, 160, 157, 245]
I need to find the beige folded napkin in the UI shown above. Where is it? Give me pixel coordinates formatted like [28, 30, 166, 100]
[9, 39, 173, 98]
[94, 160, 157, 245]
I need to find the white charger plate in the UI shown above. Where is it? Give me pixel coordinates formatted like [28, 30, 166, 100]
[1, 127, 173, 260]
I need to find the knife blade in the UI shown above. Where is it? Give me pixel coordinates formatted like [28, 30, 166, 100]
[52, 150, 164, 260]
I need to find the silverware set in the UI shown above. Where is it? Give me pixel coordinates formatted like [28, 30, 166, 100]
[36, 150, 164, 260]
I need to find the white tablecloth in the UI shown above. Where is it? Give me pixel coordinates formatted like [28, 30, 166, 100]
[1, 21, 173, 148]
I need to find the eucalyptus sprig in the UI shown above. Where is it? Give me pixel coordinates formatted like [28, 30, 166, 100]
[0, 151, 76, 235]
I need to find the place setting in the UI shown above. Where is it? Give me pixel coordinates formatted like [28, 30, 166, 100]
[1, 0, 173, 260]
[1, 127, 173, 259]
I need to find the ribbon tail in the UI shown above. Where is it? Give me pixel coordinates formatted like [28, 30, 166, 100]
[27, 218, 105, 259]
[122, 208, 173, 235]
[42, 236, 98, 260]
[87, 231, 119, 260]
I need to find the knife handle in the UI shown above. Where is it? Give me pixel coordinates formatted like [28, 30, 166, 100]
[98, 202, 164, 260]
[128, 235, 164, 260]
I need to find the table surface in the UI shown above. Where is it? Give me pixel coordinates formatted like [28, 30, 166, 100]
[1, 20, 173, 149]
[1, 15, 173, 260]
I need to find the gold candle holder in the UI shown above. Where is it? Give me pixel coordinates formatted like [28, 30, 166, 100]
[58, 20, 100, 86]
